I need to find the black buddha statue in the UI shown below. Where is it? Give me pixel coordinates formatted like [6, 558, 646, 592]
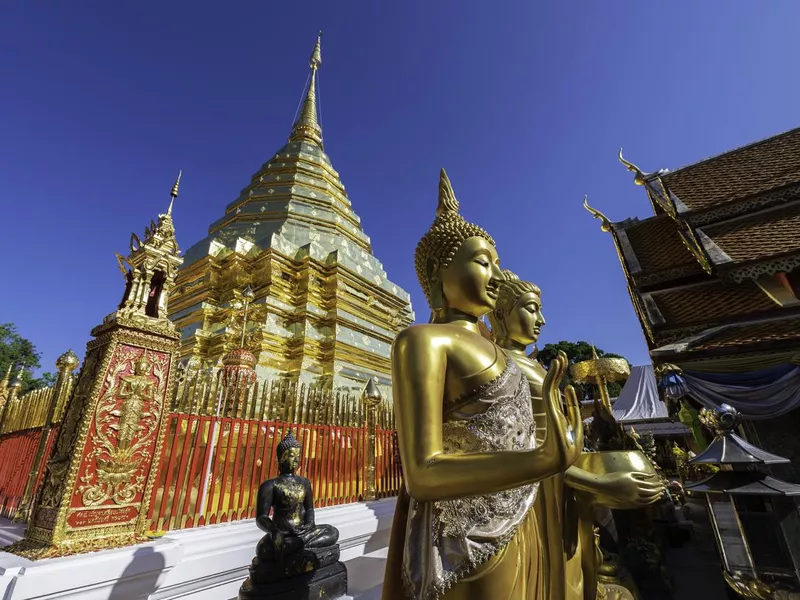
[239, 431, 348, 600]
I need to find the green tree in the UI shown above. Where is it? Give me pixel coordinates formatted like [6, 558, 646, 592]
[0, 323, 56, 393]
[535, 340, 630, 400]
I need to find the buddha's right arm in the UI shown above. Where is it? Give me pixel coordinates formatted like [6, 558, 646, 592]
[256, 483, 275, 533]
[392, 330, 564, 503]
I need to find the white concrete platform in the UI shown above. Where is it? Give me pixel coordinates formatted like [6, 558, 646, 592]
[343, 547, 388, 600]
[0, 498, 395, 600]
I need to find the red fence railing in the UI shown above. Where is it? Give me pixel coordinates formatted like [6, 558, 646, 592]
[146, 414, 402, 533]
[0, 428, 57, 519]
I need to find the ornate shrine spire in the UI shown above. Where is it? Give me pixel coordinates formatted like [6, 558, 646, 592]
[289, 31, 324, 148]
[111, 174, 184, 332]
[167, 169, 181, 216]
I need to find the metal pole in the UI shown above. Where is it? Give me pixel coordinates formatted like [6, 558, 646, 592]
[364, 404, 377, 501]
[198, 380, 225, 516]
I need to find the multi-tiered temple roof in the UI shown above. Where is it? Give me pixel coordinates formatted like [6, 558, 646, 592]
[169, 34, 414, 395]
[589, 127, 800, 369]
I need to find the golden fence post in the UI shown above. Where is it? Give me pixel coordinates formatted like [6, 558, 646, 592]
[0, 369, 24, 434]
[14, 350, 79, 522]
[361, 378, 382, 502]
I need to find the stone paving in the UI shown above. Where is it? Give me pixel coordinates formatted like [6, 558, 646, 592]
[345, 500, 734, 600]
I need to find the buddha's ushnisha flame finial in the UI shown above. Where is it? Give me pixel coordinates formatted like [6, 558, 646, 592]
[414, 169, 496, 306]
[437, 168, 460, 217]
[167, 170, 182, 216]
[290, 31, 324, 147]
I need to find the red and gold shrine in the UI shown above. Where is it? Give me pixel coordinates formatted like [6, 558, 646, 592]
[16, 177, 184, 558]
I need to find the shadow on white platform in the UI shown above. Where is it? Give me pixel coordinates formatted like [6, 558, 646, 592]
[344, 547, 388, 600]
[0, 498, 395, 600]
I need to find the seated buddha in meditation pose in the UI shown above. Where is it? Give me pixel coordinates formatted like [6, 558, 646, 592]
[488, 272, 665, 600]
[381, 169, 583, 600]
[255, 431, 338, 562]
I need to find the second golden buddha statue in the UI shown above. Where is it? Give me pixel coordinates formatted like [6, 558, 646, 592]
[381, 170, 584, 600]
[488, 271, 665, 600]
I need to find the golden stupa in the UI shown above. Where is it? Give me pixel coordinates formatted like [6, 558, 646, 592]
[169, 33, 414, 398]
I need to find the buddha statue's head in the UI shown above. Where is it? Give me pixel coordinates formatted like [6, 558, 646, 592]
[487, 270, 545, 349]
[415, 169, 502, 320]
[276, 431, 302, 474]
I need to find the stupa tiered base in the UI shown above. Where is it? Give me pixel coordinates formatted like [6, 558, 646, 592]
[238, 544, 348, 600]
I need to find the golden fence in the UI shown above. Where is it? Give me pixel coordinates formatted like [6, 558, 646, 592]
[146, 417, 401, 532]
[171, 362, 395, 428]
[145, 363, 402, 531]
[0, 359, 401, 530]
[0, 378, 74, 435]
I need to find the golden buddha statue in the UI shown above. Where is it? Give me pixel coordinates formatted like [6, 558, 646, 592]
[382, 170, 583, 600]
[487, 271, 664, 600]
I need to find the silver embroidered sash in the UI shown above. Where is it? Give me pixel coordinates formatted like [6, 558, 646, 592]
[402, 360, 539, 600]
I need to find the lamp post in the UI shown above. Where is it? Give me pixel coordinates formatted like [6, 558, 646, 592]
[199, 286, 259, 518]
[686, 405, 800, 597]
[361, 377, 382, 501]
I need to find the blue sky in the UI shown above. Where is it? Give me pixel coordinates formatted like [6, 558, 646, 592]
[1, 2, 798, 373]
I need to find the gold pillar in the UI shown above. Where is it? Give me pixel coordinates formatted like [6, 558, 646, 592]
[14, 350, 79, 523]
[361, 377, 382, 502]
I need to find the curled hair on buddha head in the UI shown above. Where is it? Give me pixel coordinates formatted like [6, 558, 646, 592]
[487, 270, 542, 340]
[276, 430, 302, 459]
[414, 169, 496, 309]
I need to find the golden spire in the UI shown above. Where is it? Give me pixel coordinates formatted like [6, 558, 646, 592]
[583, 195, 613, 232]
[167, 170, 181, 216]
[289, 31, 324, 147]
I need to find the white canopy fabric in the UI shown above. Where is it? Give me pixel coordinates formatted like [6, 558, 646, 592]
[612, 364, 668, 423]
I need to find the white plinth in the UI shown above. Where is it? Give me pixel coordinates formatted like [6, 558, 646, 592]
[0, 498, 395, 600]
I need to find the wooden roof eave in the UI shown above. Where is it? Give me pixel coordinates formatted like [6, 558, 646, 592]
[583, 196, 657, 346]
[618, 151, 715, 277]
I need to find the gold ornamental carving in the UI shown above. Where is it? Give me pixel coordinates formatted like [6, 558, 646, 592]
[76, 350, 166, 507]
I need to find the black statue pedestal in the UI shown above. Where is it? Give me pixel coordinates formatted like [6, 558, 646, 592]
[238, 544, 348, 600]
